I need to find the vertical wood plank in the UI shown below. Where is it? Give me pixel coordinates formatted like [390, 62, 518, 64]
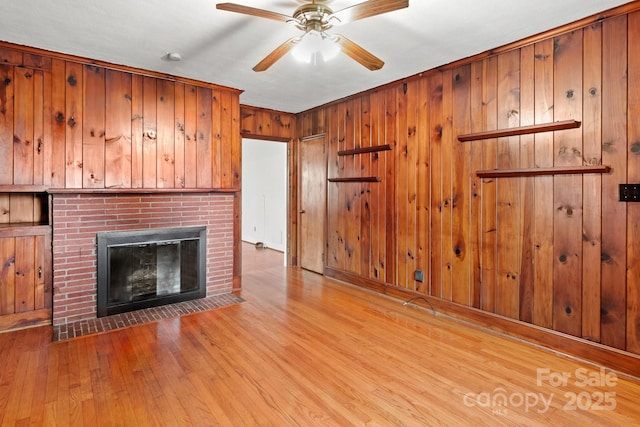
[156, 79, 175, 189]
[33, 70, 44, 186]
[533, 39, 555, 329]
[441, 69, 454, 301]
[518, 45, 536, 324]
[396, 86, 408, 287]
[220, 90, 233, 189]
[130, 74, 144, 188]
[384, 88, 397, 285]
[480, 57, 498, 312]
[469, 61, 484, 308]
[346, 98, 361, 275]
[552, 29, 584, 337]
[405, 81, 418, 291]
[183, 85, 197, 188]
[196, 87, 212, 188]
[43, 232, 52, 309]
[582, 22, 603, 343]
[65, 62, 83, 188]
[416, 77, 430, 294]
[231, 90, 242, 190]
[429, 73, 444, 298]
[14, 236, 35, 313]
[601, 15, 628, 350]
[369, 91, 384, 281]
[360, 95, 372, 279]
[451, 65, 471, 305]
[34, 234, 46, 310]
[13, 67, 35, 185]
[105, 69, 132, 188]
[326, 104, 339, 270]
[0, 237, 16, 315]
[142, 77, 157, 188]
[337, 102, 347, 272]
[9, 194, 34, 223]
[174, 83, 186, 188]
[49, 59, 66, 188]
[210, 89, 222, 189]
[495, 50, 520, 319]
[626, 10, 640, 353]
[0, 65, 14, 184]
[82, 65, 106, 189]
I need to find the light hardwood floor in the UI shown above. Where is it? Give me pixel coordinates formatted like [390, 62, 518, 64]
[1, 243, 639, 426]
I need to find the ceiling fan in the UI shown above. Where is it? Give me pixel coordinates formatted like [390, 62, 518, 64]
[216, 0, 409, 72]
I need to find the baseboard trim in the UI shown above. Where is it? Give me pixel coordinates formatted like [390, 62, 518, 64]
[324, 266, 640, 379]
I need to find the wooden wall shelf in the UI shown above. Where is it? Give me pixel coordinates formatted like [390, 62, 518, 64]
[458, 120, 581, 142]
[476, 165, 610, 178]
[328, 177, 381, 183]
[338, 144, 392, 156]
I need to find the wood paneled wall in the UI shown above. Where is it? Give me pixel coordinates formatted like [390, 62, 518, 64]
[0, 43, 242, 329]
[297, 7, 640, 358]
[0, 46, 241, 191]
[240, 105, 295, 141]
[239, 105, 298, 266]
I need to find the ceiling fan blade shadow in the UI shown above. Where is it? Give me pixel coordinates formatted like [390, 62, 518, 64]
[216, 3, 295, 23]
[335, 35, 384, 70]
[330, 0, 409, 24]
[253, 37, 300, 72]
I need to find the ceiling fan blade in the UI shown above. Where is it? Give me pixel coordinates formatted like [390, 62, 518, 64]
[330, 0, 409, 24]
[216, 3, 294, 23]
[335, 35, 384, 70]
[253, 37, 300, 72]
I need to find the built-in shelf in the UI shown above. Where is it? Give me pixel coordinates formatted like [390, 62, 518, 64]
[458, 120, 581, 142]
[0, 185, 49, 193]
[476, 165, 610, 178]
[328, 177, 381, 183]
[338, 144, 392, 156]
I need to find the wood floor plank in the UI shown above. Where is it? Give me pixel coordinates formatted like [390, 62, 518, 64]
[0, 243, 639, 425]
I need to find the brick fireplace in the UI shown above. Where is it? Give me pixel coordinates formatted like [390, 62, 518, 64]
[49, 191, 235, 326]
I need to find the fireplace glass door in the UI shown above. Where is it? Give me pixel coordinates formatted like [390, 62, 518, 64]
[97, 227, 206, 317]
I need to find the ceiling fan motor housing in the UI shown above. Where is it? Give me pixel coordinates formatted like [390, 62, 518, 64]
[293, 3, 336, 33]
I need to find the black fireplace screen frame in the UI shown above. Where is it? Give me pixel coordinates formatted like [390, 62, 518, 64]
[96, 226, 207, 317]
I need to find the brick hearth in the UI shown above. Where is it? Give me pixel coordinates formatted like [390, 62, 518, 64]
[50, 191, 234, 326]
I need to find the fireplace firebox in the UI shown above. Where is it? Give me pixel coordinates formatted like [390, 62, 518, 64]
[97, 226, 206, 317]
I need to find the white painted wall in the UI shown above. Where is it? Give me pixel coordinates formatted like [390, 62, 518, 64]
[241, 139, 287, 253]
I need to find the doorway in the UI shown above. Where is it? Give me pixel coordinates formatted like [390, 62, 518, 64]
[241, 138, 287, 266]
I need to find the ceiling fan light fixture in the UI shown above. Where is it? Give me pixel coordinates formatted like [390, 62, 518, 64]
[291, 31, 340, 64]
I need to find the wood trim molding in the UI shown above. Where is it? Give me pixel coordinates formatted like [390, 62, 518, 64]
[0, 309, 51, 332]
[0, 41, 243, 94]
[0, 185, 49, 193]
[298, 2, 640, 115]
[338, 144, 392, 156]
[328, 177, 381, 183]
[477, 165, 611, 178]
[458, 120, 581, 142]
[0, 224, 51, 238]
[241, 132, 291, 142]
[46, 188, 239, 194]
[324, 266, 640, 379]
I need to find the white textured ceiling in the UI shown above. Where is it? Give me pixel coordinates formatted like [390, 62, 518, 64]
[0, 0, 631, 113]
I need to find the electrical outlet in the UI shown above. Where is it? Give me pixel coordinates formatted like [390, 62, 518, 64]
[414, 269, 424, 283]
[619, 184, 640, 202]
